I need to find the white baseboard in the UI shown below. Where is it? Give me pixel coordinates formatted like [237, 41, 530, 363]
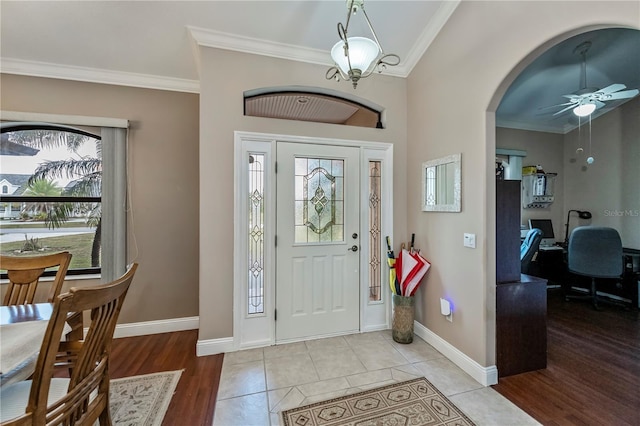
[413, 320, 498, 386]
[196, 337, 234, 357]
[113, 316, 199, 339]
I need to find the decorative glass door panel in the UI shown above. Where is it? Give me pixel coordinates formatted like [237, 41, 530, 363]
[294, 158, 344, 243]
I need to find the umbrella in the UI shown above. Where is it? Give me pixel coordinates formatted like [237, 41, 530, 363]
[404, 251, 431, 296]
[385, 236, 398, 295]
[397, 248, 418, 296]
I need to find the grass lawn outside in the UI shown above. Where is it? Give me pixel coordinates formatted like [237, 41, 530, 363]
[1, 233, 96, 270]
[0, 221, 88, 230]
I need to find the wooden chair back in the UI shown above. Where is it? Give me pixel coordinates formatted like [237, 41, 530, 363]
[4, 263, 138, 425]
[1, 252, 72, 306]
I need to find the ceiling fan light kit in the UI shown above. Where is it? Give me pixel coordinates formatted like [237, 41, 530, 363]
[326, 0, 400, 89]
[573, 103, 596, 117]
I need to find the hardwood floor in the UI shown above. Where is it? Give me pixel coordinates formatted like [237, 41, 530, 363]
[107, 289, 638, 426]
[109, 330, 223, 426]
[492, 288, 640, 426]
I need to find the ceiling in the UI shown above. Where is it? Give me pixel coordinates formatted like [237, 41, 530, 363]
[1, 2, 638, 134]
[497, 28, 640, 134]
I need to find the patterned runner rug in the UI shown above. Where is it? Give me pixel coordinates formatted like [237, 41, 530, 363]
[281, 377, 476, 426]
[110, 370, 182, 425]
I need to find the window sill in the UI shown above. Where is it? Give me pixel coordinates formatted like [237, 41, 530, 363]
[1, 273, 101, 285]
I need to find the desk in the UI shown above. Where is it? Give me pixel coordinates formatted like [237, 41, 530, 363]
[0, 304, 53, 388]
[535, 247, 640, 308]
[534, 246, 566, 285]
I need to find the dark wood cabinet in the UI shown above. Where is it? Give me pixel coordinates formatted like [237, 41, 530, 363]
[496, 180, 521, 283]
[496, 274, 547, 377]
[496, 179, 548, 377]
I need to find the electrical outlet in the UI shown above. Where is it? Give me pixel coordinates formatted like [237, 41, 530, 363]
[445, 312, 453, 322]
[463, 233, 476, 248]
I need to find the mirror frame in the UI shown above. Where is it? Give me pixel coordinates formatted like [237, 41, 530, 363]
[421, 153, 461, 212]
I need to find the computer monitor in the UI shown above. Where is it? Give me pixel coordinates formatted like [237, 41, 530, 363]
[529, 219, 555, 246]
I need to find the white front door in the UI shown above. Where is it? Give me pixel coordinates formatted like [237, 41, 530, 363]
[276, 142, 360, 342]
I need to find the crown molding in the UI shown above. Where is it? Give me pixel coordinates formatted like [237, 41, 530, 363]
[402, 0, 461, 76]
[188, 25, 407, 78]
[0, 58, 200, 94]
[188, 26, 330, 66]
[496, 118, 568, 134]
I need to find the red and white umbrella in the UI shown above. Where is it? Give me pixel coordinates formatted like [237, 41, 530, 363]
[400, 249, 431, 297]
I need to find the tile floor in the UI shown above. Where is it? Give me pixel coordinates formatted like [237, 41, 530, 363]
[212, 330, 540, 426]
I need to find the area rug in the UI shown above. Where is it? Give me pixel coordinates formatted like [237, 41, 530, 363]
[110, 370, 182, 425]
[281, 377, 476, 426]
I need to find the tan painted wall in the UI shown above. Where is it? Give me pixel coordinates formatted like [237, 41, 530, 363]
[197, 47, 408, 340]
[563, 96, 640, 248]
[497, 128, 565, 239]
[0, 74, 200, 324]
[406, 1, 638, 366]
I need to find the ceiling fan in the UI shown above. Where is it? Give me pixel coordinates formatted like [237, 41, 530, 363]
[546, 41, 639, 117]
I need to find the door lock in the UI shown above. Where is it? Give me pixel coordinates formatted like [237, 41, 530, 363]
[348, 245, 359, 252]
[352, 233, 358, 239]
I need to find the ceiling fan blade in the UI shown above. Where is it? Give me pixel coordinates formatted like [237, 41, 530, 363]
[594, 100, 606, 109]
[553, 103, 578, 116]
[602, 88, 639, 100]
[538, 101, 574, 111]
[596, 83, 626, 95]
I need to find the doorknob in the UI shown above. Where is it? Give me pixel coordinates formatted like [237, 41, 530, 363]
[348, 245, 359, 252]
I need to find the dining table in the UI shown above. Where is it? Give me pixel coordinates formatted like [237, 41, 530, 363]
[0, 303, 55, 388]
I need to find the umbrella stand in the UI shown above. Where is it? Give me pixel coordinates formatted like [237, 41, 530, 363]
[387, 234, 431, 344]
[391, 294, 415, 343]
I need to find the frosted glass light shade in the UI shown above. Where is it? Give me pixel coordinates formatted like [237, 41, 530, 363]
[573, 103, 596, 117]
[331, 37, 380, 75]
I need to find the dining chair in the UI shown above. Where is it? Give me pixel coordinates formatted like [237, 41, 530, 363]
[1, 252, 72, 306]
[0, 263, 138, 425]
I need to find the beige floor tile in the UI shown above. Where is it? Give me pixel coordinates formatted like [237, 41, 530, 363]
[296, 377, 351, 397]
[223, 347, 264, 365]
[299, 389, 350, 406]
[268, 386, 306, 413]
[357, 379, 397, 391]
[350, 341, 408, 370]
[449, 387, 541, 425]
[213, 392, 269, 426]
[413, 358, 484, 396]
[265, 353, 319, 390]
[269, 412, 281, 426]
[343, 331, 386, 347]
[309, 347, 367, 380]
[389, 339, 444, 363]
[217, 360, 266, 400]
[345, 368, 393, 387]
[304, 335, 349, 352]
[390, 365, 423, 381]
[263, 341, 308, 359]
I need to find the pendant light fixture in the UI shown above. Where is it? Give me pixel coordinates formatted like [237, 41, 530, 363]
[326, 0, 400, 89]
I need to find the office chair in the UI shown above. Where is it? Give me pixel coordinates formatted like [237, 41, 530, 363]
[566, 226, 623, 309]
[521, 228, 543, 275]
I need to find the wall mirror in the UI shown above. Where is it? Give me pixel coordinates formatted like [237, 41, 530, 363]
[422, 153, 461, 212]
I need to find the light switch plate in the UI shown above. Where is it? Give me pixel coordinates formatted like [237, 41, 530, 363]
[463, 233, 476, 248]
